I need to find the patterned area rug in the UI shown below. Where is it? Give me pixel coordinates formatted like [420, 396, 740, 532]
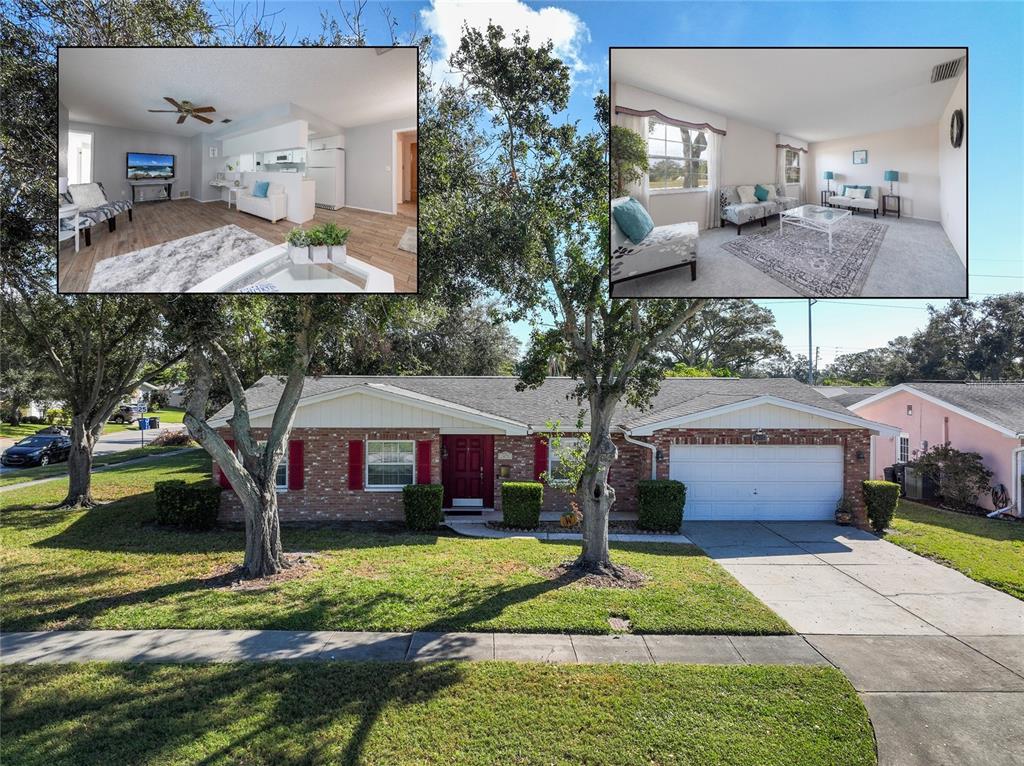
[88, 225, 274, 292]
[398, 226, 417, 254]
[720, 217, 889, 297]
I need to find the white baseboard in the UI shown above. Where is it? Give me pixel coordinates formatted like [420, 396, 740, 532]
[343, 204, 395, 216]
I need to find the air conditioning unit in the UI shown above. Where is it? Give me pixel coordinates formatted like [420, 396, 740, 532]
[904, 466, 924, 500]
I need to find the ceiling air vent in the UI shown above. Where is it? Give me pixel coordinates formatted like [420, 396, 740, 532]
[931, 57, 964, 84]
[221, 118, 232, 123]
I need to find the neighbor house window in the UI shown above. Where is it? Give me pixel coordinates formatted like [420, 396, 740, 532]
[784, 148, 800, 184]
[647, 119, 708, 191]
[899, 434, 910, 463]
[906, 404, 913, 416]
[68, 130, 93, 185]
[548, 438, 580, 484]
[366, 440, 415, 488]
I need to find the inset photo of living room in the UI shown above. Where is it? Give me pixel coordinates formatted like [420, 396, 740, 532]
[57, 46, 418, 294]
[609, 47, 968, 298]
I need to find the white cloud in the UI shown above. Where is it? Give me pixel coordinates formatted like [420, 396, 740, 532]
[421, 0, 592, 78]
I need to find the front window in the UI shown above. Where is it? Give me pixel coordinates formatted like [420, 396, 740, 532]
[647, 119, 708, 191]
[238, 442, 288, 490]
[366, 440, 415, 488]
[548, 437, 580, 483]
[785, 148, 801, 184]
[899, 434, 909, 463]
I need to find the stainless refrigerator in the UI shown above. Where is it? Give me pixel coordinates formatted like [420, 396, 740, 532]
[307, 147, 345, 210]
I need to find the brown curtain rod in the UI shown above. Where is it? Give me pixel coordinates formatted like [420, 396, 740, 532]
[776, 143, 808, 153]
[615, 105, 727, 136]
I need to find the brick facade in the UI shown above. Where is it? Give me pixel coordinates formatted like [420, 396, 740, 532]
[648, 428, 874, 528]
[215, 426, 871, 528]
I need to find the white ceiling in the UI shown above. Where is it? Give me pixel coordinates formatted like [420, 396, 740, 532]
[59, 47, 417, 137]
[612, 48, 965, 142]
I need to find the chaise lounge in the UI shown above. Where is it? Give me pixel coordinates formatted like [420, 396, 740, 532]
[720, 183, 799, 234]
[61, 182, 134, 247]
[828, 185, 879, 217]
[610, 196, 698, 285]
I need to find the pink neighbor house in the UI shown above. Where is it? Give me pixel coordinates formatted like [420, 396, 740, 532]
[848, 382, 1024, 512]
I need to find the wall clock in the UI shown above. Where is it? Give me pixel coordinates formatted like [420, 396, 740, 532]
[950, 109, 964, 148]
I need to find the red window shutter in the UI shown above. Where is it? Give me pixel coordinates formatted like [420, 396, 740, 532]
[533, 436, 548, 481]
[218, 439, 235, 489]
[348, 439, 364, 490]
[416, 440, 432, 484]
[288, 440, 304, 490]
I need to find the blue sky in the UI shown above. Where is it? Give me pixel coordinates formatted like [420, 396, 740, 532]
[244, 1, 1023, 365]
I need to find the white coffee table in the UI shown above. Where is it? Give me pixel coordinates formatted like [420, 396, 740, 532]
[779, 204, 851, 254]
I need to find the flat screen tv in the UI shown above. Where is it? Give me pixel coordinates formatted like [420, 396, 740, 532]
[126, 152, 175, 180]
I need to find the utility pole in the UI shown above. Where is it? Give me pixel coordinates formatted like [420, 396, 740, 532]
[806, 299, 817, 385]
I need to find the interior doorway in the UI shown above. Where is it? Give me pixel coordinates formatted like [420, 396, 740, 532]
[393, 127, 417, 216]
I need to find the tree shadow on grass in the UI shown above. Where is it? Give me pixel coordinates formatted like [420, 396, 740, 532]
[1, 661, 465, 766]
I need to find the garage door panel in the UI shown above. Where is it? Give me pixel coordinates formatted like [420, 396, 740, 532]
[669, 444, 843, 521]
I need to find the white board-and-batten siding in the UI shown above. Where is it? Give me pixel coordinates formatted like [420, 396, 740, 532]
[676, 403, 859, 430]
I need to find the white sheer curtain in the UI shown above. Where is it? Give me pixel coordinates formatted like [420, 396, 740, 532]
[704, 130, 722, 230]
[776, 146, 787, 189]
[799, 152, 810, 204]
[615, 110, 649, 209]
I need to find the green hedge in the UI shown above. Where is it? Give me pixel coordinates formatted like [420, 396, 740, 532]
[402, 484, 444, 531]
[638, 479, 686, 531]
[154, 480, 222, 530]
[862, 480, 900, 535]
[501, 482, 543, 529]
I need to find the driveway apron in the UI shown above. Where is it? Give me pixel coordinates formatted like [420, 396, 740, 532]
[684, 520, 1024, 765]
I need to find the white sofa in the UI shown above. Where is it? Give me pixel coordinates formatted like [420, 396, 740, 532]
[828, 186, 879, 217]
[237, 183, 287, 223]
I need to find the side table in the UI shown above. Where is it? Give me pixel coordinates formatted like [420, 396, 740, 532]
[58, 204, 80, 252]
[883, 194, 901, 218]
[227, 186, 248, 210]
[820, 189, 831, 206]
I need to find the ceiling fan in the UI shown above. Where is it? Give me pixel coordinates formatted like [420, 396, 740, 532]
[147, 97, 216, 125]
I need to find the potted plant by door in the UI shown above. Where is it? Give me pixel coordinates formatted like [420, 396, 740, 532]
[308, 226, 329, 263]
[834, 495, 854, 526]
[285, 227, 311, 264]
[321, 222, 351, 264]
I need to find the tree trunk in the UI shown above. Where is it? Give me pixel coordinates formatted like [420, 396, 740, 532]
[576, 405, 618, 570]
[238, 478, 285, 578]
[58, 415, 99, 508]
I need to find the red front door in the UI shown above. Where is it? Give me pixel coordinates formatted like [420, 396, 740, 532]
[442, 435, 494, 507]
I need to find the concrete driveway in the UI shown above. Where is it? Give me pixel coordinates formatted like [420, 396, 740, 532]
[684, 521, 1024, 765]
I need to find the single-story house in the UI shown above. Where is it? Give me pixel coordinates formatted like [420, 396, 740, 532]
[850, 382, 1024, 511]
[208, 376, 899, 527]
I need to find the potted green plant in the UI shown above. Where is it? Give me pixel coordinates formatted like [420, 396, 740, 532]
[320, 222, 351, 263]
[285, 227, 310, 264]
[307, 226, 329, 263]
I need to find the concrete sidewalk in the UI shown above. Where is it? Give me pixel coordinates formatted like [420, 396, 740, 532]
[0, 629, 827, 666]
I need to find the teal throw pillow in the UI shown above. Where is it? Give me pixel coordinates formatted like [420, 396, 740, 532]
[253, 181, 270, 198]
[612, 198, 655, 244]
[754, 184, 769, 202]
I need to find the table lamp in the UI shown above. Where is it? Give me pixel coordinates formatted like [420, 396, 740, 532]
[884, 170, 899, 194]
[823, 170, 834, 194]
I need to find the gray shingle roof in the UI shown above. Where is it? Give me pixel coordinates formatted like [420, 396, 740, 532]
[904, 382, 1024, 434]
[211, 375, 864, 430]
[815, 386, 889, 408]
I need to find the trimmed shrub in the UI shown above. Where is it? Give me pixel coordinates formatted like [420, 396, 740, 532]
[501, 481, 543, 529]
[154, 480, 222, 530]
[402, 484, 444, 531]
[638, 480, 686, 531]
[149, 430, 196, 447]
[862, 480, 900, 535]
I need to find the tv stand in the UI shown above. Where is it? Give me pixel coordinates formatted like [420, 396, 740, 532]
[129, 178, 176, 203]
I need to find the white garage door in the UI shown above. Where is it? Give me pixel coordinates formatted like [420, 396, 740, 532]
[669, 444, 843, 521]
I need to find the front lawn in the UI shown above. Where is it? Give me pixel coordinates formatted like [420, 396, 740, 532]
[1, 662, 875, 766]
[0, 452, 790, 634]
[888, 500, 1024, 600]
[0, 446, 191, 488]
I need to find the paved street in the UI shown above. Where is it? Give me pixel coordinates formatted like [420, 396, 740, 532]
[0, 424, 185, 476]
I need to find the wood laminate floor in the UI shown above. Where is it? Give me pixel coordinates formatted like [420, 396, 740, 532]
[58, 199, 418, 293]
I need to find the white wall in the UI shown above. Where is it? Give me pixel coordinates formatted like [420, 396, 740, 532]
[722, 121, 776, 186]
[68, 121, 192, 203]
[58, 101, 69, 179]
[808, 124, 941, 220]
[190, 134, 226, 202]
[344, 116, 416, 214]
[938, 71, 967, 264]
[221, 120, 308, 156]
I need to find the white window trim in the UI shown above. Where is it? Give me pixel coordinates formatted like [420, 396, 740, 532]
[784, 148, 801, 185]
[647, 120, 709, 192]
[898, 433, 910, 463]
[236, 443, 288, 492]
[547, 438, 579, 487]
[649, 187, 707, 196]
[365, 439, 416, 492]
